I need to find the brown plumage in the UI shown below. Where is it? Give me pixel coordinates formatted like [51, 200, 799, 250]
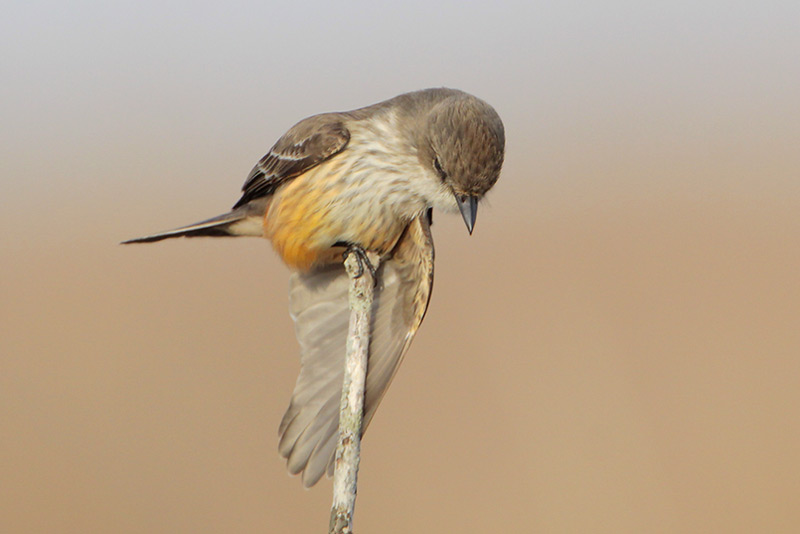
[123, 88, 505, 486]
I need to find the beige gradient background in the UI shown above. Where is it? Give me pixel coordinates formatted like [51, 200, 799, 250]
[2, 2, 799, 532]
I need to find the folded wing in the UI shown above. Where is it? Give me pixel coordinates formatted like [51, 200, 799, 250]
[233, 116, 350, 208]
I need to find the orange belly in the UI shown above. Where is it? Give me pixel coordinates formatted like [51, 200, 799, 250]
[262, 168, 405, 271]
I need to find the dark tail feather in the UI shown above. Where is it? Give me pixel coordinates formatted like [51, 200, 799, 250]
[121, 211, 261, 244]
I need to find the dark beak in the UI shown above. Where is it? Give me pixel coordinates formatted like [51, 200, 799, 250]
[456, 195, 478, 235]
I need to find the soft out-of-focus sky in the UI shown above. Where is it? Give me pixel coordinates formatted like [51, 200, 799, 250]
[2, 1, 799, 533]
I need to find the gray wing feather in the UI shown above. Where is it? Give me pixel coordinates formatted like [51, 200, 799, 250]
[280, 216, 434, 487]
[233, 115, 350, 208]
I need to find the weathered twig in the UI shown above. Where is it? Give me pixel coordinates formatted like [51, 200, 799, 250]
[329, 251, 380, 534]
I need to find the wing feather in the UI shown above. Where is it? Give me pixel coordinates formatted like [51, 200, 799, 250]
[280, 215, 434, 486]
[233, 115, 350, 208]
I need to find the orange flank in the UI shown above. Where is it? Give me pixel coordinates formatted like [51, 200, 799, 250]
[263, 165, 406, 271]
[263, 169, 344, 271]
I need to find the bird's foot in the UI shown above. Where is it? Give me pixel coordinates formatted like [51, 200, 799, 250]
[341, 244, 377, 283]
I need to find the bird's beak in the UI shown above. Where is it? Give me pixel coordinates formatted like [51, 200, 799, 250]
[456, 195, 478, 235]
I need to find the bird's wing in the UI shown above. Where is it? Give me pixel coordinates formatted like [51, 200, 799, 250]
[280, 214, 435, 487]
[233, 114, 351, 208]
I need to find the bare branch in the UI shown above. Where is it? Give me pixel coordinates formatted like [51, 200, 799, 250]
[329, 251, 379, 534]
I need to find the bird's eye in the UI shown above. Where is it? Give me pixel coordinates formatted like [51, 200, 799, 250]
[433, 156, 446, 181]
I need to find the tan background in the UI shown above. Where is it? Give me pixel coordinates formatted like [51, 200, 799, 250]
[2, 2, 799, 532]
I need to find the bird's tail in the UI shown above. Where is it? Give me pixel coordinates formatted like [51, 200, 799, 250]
[121, 208, 265, 244]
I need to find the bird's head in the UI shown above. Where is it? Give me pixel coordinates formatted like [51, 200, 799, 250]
[417, 93, 505, 234]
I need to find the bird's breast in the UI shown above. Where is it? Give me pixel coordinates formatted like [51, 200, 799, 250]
[262, 149, 424, 272]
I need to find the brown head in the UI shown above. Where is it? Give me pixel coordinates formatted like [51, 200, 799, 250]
[416, 91, 505, 234]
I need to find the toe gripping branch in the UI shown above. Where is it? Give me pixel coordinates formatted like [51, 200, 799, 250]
[341, 244, 377, 283]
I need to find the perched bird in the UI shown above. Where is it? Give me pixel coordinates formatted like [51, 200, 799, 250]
[123, 88, 505, 486]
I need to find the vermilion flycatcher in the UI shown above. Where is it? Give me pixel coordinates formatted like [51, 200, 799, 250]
[124, 88, 505, 486]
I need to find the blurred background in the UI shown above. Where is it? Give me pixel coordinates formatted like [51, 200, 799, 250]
[2, 1, 799, 532]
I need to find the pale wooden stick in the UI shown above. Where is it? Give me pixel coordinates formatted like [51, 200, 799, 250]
[329, 251, 379, 534]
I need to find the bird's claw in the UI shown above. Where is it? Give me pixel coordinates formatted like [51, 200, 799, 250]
[342, 245, 377, 283]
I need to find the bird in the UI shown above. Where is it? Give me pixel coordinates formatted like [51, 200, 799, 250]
[123, 87, 505, 487]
